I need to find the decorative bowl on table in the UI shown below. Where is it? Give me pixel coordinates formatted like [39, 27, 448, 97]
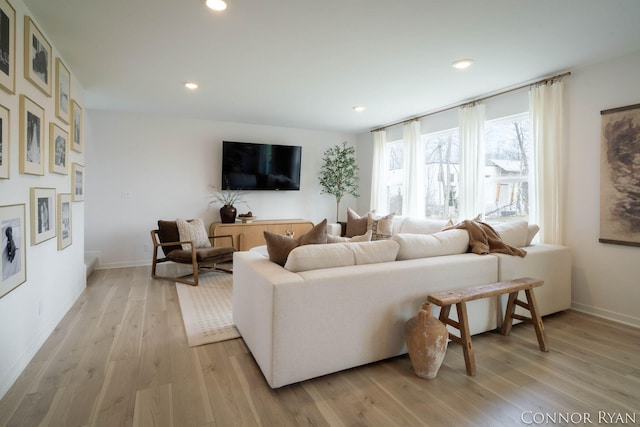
[238, 212, 255, 223]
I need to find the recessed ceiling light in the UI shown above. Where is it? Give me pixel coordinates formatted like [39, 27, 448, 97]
[353, 106, 366, 112]
[452, 59, 474, 70]
[185, 82, 199, 90]
[205, 0, 227, 11]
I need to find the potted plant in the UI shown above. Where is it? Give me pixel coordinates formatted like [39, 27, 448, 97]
[209, 184, 248, 223]
[318, 142, 360, 222]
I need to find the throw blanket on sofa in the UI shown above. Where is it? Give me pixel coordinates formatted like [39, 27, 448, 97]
[444, 220, 526, 257]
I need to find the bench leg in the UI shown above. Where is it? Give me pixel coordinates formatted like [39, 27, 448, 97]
[501, 288, 548, 352]
[525, 289, 548, 352]
[456, 302, 476, 376]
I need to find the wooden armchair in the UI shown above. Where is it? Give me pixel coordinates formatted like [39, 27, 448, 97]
[151, 220, 236, 286]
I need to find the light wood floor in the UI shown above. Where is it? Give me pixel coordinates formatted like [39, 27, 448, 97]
[1, 266, 639, 427]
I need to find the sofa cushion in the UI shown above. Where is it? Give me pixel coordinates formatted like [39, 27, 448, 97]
[397, 217, 450, 235]
[488, 220, 528, 248]
[176, 218, 211, 250]
[327, 230, 372, 243]
[284, 240, 400, 272]
[391, 229, 469, 260]
[367, 212, 395, 240]
[264, 219, 327, 266]
[345, 208, 373, 237]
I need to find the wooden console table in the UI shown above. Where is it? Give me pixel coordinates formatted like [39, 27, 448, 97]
[210, 219, 314, 251]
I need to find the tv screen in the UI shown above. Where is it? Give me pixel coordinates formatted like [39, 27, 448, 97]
[222, 141, 302, 190]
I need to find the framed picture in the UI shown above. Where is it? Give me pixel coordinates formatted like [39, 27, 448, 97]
[55, 58, 70, 123]
[72, 163, 84, 201]
[0, 0, 16, 94]
[19, 95, 44, 175]
[57, 193, 71, 250]
[1, 204, 26, 298]
[49, 122, 69, 175]
[600, 103, 640, 247]
[0, 103, 9, 179]
[24, 16, 51, 96]
[71, 100, 82, 152]
[30, 187, 56, 245]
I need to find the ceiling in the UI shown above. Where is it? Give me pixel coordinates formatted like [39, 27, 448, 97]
[22, 0, 640, 134]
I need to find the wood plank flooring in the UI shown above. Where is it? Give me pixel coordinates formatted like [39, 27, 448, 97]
[1, 266, 639, 426]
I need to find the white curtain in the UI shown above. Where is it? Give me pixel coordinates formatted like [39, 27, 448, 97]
[370, 129, 387, 213]
[403, 120, 425, 217]
[529, 80, 565, 244]
[458, 103, 486, 220]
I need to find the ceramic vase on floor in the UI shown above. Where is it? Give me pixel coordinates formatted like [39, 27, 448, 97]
[404, 302, 448, 379]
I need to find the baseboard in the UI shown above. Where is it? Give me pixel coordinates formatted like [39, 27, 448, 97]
[0, 281, 85, 399]
[571, 302, 640, 328]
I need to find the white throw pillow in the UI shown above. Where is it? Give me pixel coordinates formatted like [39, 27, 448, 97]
[392, 229, 469, 260]
[367, 212, 395, 240]
[397, 217, 450, 235]
[488, 220, 529, 248]
[176, 218, 211, 250]
[284, 240, 399, 272]
[527, 224, 540, 246]
[327, 230, 372, 244]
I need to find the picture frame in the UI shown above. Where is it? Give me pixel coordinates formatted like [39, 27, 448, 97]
[49, 122, 69, 175]
[24, 16, 51, 97]
[0, 0, 16, 94]
[55, 58, 70, 123]
[19, 95, 45, 175]
[600, 103, 640, 247]
[72, 163, 84, 201]
[30, 187, 56, 245]
[71, 99, 82, 152]
[0, 103, 9, 179]
[1, 204, 26, 298]
[57, 193, 71, 250]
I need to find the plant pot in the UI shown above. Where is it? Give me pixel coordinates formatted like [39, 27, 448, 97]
[404, 303, 448, 379]
[220, 205, 237, 223]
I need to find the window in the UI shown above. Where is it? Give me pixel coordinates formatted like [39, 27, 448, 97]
[386, 139, 404, 215]
[422, 128, 459, 218]
[483, 112, 530, 221]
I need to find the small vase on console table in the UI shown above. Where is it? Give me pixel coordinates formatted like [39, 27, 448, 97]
[220, 205, 237, 223]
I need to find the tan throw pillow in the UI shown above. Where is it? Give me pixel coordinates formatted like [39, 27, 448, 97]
[367, 212, 395, 240]
[345, 208, 373, 237]
[327, 230, 372, 244]
[264, 219, 327, 266]
[176, 218, 211, 250]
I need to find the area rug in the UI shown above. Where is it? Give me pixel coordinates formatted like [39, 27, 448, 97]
[175, 272, 240, 347]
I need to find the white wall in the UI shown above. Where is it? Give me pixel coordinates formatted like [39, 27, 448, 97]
[565, 50, 640, 327]
[0, 1, 85, 398]
[85, 110, 357, 268]
[357, 50, 640, 327]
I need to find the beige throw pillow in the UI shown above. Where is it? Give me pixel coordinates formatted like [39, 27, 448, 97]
[264, 219, 327, 266]
[327, 230, 372, 244]
[367, 212, 395, 240]
[176, 218, 211, 250]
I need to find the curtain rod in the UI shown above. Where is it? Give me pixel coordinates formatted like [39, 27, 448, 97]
[370, 71, 571, 133]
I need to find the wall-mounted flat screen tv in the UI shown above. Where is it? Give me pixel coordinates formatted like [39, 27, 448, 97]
[222, 141, 302, 190]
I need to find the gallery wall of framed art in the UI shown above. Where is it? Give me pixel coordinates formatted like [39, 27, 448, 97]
[0, 0, 86, 400]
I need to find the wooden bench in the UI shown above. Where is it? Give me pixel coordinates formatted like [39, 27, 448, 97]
[427, 277, 548, 376]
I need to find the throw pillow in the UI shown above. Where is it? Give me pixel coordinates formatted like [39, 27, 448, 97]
[527, 224, 540, 246]
[345, 208, 374, 237]
[489, 220, 529, 248]
[264, 219, 327, 266]
[176, 218, 212, 250]
[367, 212, 395, 240]
[327, 230, 372, 244]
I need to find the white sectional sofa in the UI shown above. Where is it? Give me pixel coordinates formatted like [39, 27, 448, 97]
[232, 217, 571, 388]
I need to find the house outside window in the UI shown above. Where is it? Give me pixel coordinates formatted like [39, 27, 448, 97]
[483, 112, 530, 221]
[422, 128, 460, 218]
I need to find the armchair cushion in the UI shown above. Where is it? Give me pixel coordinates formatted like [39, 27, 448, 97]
[166, 246, 235, 263]
[157, 220, 182, 256]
